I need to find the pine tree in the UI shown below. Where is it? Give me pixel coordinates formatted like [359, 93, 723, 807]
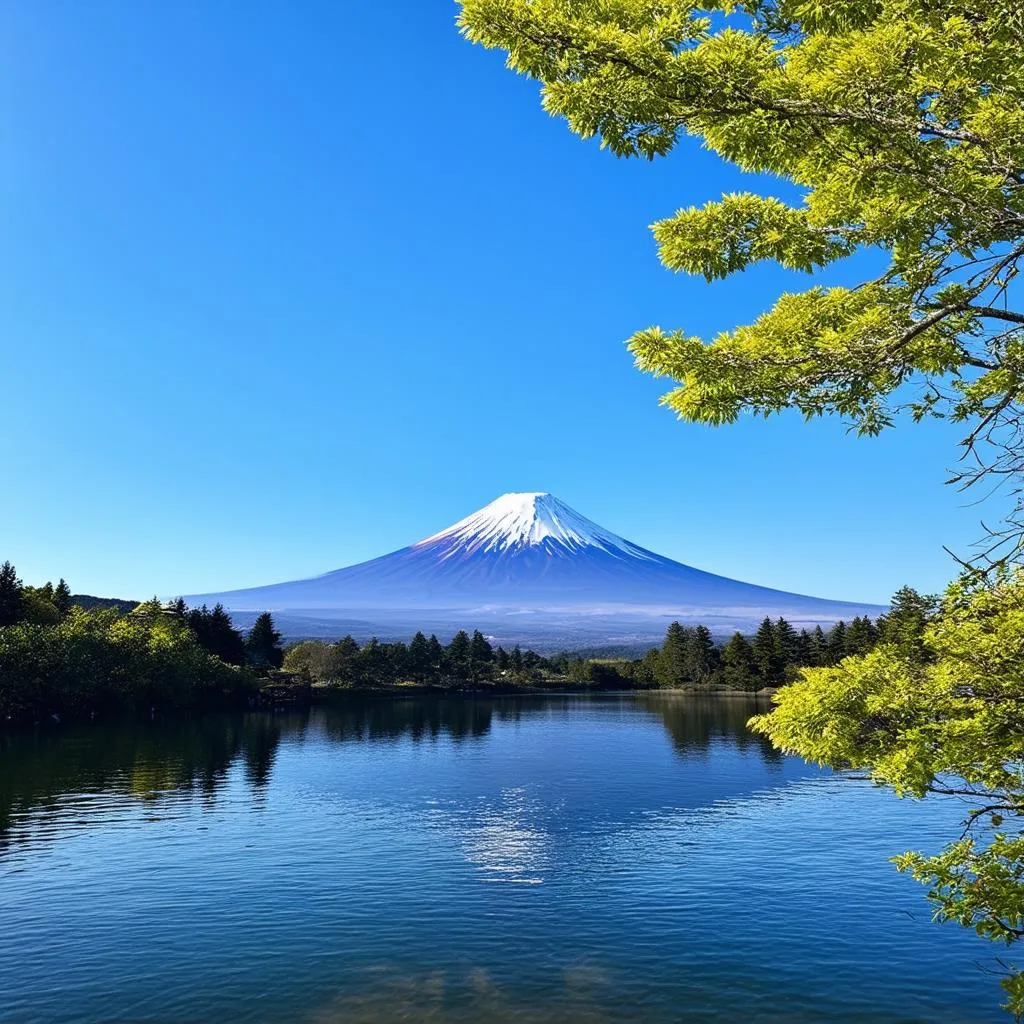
[877, 587, 938, 663]
[846, 616, 878, 656]
[796, 629, 813, 667]
[469, 629, 493, 664]
[774, 617, 800, 673]
[246, 612, 284, 669]
[426, 635, 445, 679]
[509, 645, 523, 674]
[187, 603, 247, 665]
[447, 630, 471, 679]
[826, 621, 848, 665]
[752, 617, 782, 685]
[722, 632, 758, 690]
[0, 561, 24, 627]
[659, 621, 691, 686]
[808, 625, 828, 667]
[685, 624, 719, 682]
[409, 631, 431, 682]
[495, 646, 510, 671]
[53, 579, 72, 618]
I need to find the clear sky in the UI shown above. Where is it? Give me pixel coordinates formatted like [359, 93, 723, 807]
[0, 1, 992, 604]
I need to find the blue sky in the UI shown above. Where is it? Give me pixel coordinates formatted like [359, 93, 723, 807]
[0, 1, 989, 604]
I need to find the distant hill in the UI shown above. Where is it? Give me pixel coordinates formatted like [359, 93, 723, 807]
[71, 595, 140, 612]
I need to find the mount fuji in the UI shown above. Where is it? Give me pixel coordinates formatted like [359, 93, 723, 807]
[184, 493, 885, 648]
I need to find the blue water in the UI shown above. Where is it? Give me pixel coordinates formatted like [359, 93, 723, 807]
[0, 695, 1005, 1022]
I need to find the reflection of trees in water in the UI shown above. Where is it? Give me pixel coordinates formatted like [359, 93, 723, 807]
[637, 694, 785, 766]
[0, 714, 282, 851]
[317, 698, 495, 745]
[0, 694, 785, 853]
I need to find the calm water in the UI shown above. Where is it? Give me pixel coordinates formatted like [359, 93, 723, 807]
[0, 695, 1005, 1022]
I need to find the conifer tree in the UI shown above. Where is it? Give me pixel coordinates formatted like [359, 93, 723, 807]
[846, 616, 878, 656]
[447, 630, 471, 679]
[409, 631, 431, 682]
[187, 604, 247, 666]
[722, 632, 757, 690]
[509, 645, 523, 674]
[876, 587, 938, 663]
[796, 629, 813, 667]
[826, 621, 848, 666]
[659, 620, 690, 686]
[774, 617, 800, 673]
[808, 626, 828, 668]
[53, 579, 72, 619]
[752, 617, 782, 685]
[427, 635, 445, 679]
[0, 561, 23, 627]
[469, 630, 493, 664]
[246, 612, 284, 669]
[685, 624, 719, 682]
[495, 646, 510, 671]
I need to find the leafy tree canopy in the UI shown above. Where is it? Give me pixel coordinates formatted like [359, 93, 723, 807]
[459, 0, 1024, 562]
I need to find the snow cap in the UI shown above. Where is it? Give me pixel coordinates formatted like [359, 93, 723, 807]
[417, 492, 653, 559]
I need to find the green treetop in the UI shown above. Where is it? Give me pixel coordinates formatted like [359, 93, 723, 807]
[751, 616, 781, 685]
[246, 612, 284, 670]
[53, 579, 72, 619]
[0, 561, 23, 628]
[459, 0, 1024, 562]
[658, 620, 691, 686]
[722, 631, 758, 689]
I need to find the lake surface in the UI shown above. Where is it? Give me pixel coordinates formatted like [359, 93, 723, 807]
[0, 694, 1005, 1022]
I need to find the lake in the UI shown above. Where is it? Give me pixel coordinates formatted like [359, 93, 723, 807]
[0, 694, 1005, 1022]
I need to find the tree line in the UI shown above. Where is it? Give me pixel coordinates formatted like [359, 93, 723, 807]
[284, 630, 557, 688]
[0, 561, 285, 720]
[622, 587, 934, 691]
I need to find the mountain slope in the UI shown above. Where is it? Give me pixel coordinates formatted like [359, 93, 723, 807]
[184, 493, 884, 636]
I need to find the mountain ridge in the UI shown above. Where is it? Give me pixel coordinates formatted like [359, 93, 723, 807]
[182, 492, 885, 643]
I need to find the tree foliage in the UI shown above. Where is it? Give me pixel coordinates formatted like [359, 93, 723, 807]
[647, 611, 881, 689]
[246, 612, 284, 670]
[751, 569, 1024, 1017]
[0, 562, 24, 628]
[282, 630, 557, 688]
[186, 604, 247, 666]
[459, 0, 1024, 564]
[0, 606, 253, 720]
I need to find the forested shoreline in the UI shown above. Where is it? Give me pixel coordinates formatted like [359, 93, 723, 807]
[283, 588, 922, 693]
[0, 562, 285, 722]
[1, 558, 929, 722]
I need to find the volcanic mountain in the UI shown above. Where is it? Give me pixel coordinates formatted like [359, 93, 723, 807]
[184, 493, 884, 647]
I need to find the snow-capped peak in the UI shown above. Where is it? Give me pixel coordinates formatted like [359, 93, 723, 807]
[417, 492, 655, 560]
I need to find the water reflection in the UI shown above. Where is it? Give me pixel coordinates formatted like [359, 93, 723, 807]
[0, 715, 283, 853]
[638, 693, 783, 764]
[0, 694, 775, 855]
[0, 694, 1000, 1023]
